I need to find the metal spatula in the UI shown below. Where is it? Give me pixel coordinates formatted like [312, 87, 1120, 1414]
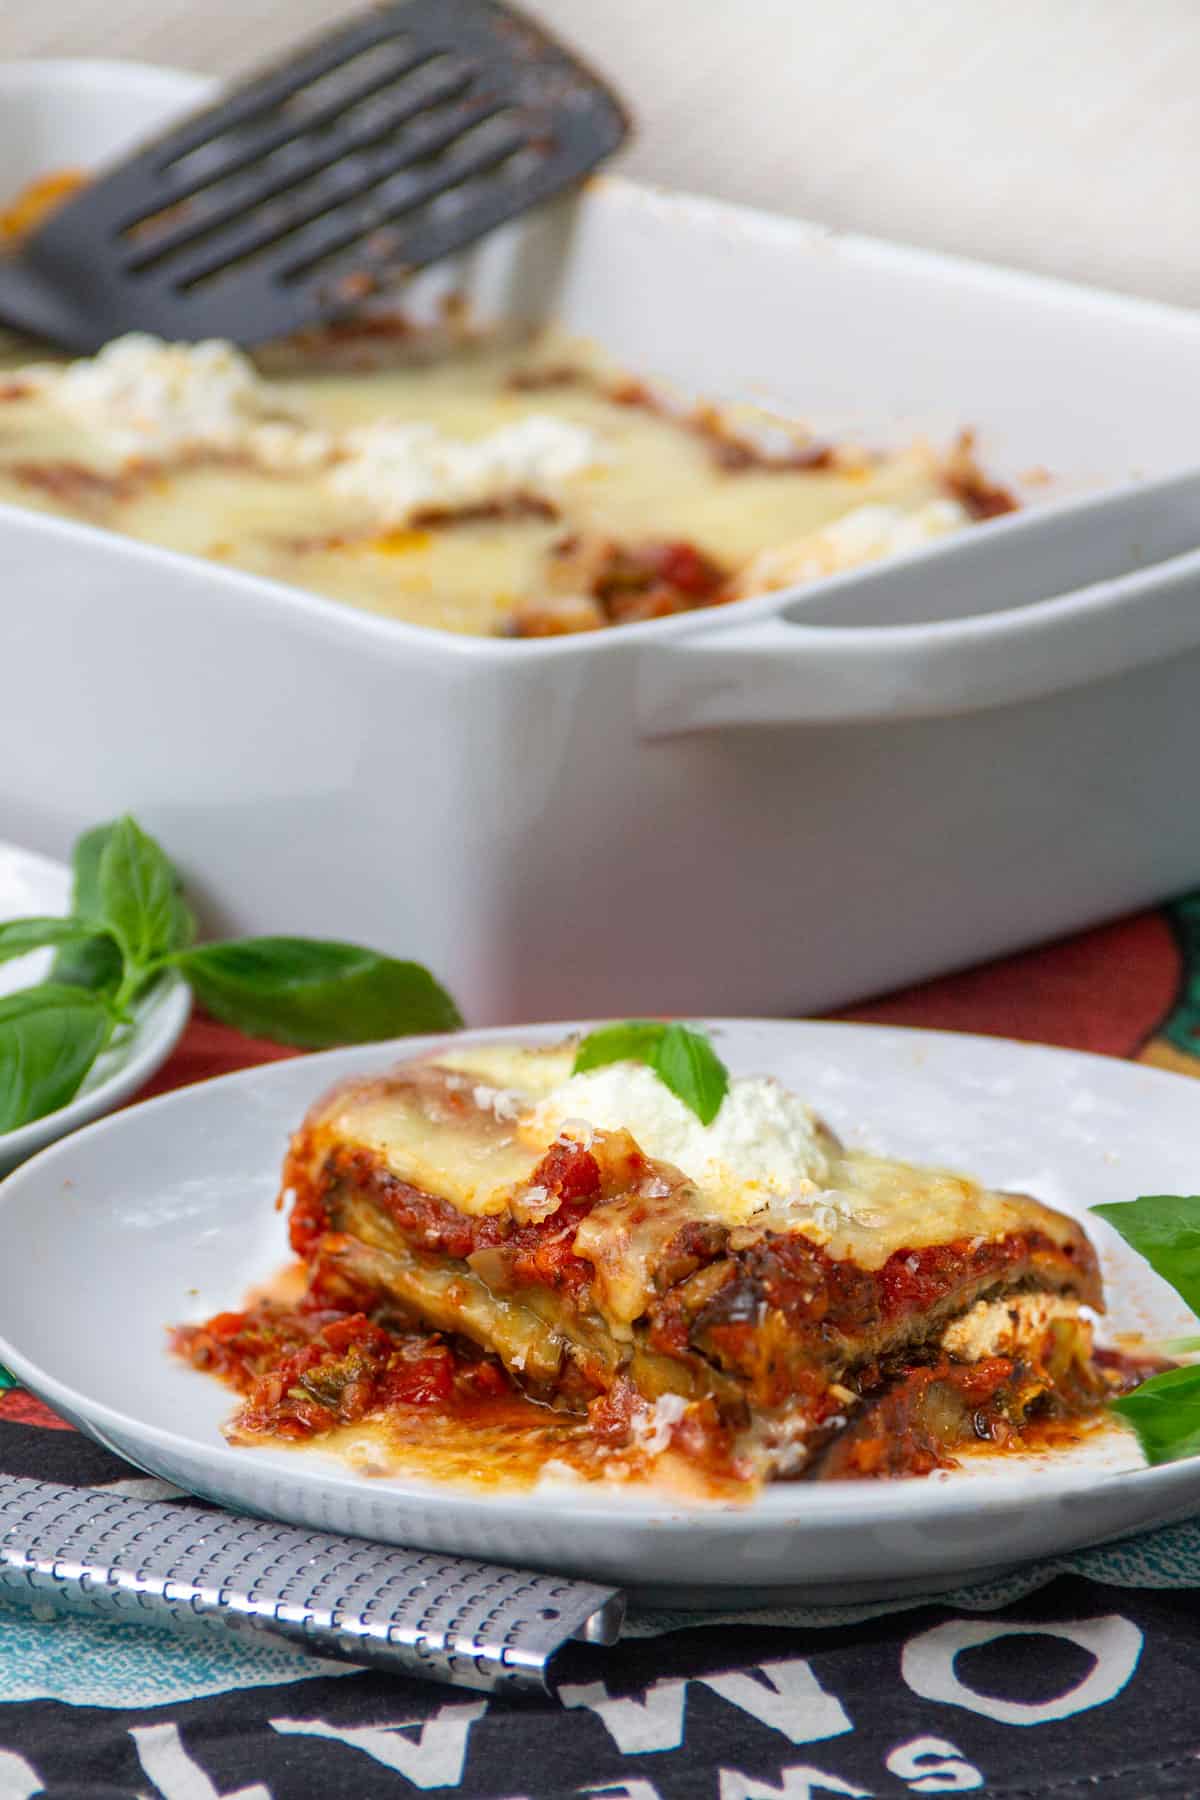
[0, 0, 628, 352]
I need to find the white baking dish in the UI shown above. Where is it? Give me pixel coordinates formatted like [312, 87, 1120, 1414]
[6, 59, 1200, 1025]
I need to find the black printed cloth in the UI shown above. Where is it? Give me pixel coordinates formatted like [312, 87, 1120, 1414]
[0, 1397, 1198, 1799]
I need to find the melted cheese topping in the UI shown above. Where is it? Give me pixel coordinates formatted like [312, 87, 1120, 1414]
[571, 1173, 710, 1330]
[320, 1080, 535, 1217]
[0, 326, 971, 637]
[313, 1040, 1082, 1275]
[737, 1151, 1078, 1270]
[435, 1041, 574, 1097]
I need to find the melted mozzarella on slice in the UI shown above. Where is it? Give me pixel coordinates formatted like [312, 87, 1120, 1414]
[313, 1041, 1086, 1276]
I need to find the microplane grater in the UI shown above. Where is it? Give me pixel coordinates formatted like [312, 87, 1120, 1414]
[0, 1474, 624, 1693]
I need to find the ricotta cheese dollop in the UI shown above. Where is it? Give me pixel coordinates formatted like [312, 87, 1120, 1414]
[329, 413, 600, 525]
[22, 333, 310, 460]
[21, 335, 598, 521]
[729, 496, 968, 599]
[526, 1062, 832, 1223]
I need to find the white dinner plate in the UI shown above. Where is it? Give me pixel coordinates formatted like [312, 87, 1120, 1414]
[0, 1019, 1197, 1606]
[0, 840, 191, 1174]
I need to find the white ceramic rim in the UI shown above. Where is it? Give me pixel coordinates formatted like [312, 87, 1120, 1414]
[0, 973, 191, 1166]
[0, 838, 192, 1166]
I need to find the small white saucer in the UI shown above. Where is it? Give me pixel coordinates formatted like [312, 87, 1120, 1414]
[0, 840, 190, 1174]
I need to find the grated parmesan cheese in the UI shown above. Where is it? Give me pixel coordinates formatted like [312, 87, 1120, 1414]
[556, 1117, 596, 1149]
[629, 1393, 689, 1457]
[471, 1083, 525, 1123]
[514, 1183, 559, 1223]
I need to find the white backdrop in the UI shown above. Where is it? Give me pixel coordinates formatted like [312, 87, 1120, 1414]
[4, 1, 1197, 308]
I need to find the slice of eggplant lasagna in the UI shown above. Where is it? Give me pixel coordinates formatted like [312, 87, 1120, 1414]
[176, 1040, 1129, 1486]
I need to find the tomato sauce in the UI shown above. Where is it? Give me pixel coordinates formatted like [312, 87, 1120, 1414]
[172, 1297, 513, 1444]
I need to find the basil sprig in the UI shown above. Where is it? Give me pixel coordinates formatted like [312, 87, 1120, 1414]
[1092, 1194, 1200, 1466]
[179, 939, 461, 1050]
[50, 820, 136, 992]
[0, 918, 104, 966]
[573, 1020, 729, 1125]
[0, 986, 112, 1135]
[97, 815, 195, 977]
[1091, 1196, 1200, 1317]
[0, 814, 462, 1135]
[1109, 1367, 1200, 1467]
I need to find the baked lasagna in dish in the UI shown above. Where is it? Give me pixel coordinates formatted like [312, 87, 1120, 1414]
[0, 174, 1013, 640]
[173, 1038, 1146, 1491]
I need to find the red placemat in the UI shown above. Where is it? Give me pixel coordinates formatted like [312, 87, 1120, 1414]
[138, 894, 1200, 1098]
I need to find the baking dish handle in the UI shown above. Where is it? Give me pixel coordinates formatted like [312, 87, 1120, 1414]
[636, 542, 1200, 735]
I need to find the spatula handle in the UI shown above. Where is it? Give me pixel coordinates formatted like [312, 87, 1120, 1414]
[0, 257, 87, 348]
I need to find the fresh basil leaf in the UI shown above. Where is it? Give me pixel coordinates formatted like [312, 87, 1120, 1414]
[0, 1365, 16, 1393]
[69, 821, 116, 922]
[167, 884, 197, 954]
[1110, 1365, 1200, 1466]
[59, 816, 192, 989]
[652, 1022, 729, 1126]
[0, 917, 107, 967]
[175, 938, 462, 1049]
[97, 815, 183, 972]
[1091, 1195, 1200, 1317]
[51, 932, 125, 994]
[572, 1019, 730, 1125]
[0, 984, 111, 1133]
[573, 1021, 668, 1075]
[51, 822, 126, 991]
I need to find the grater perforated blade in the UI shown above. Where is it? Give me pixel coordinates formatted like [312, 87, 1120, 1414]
[0, 1474, 624, 1694]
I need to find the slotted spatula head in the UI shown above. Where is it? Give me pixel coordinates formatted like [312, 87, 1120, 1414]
[0, 0, 628, 352]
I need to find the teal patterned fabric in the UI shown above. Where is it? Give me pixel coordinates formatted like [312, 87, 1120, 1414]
[0, 1605, 354, 1707]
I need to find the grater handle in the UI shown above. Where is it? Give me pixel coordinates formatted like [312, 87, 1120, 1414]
[0, 1474, 623, 1694]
